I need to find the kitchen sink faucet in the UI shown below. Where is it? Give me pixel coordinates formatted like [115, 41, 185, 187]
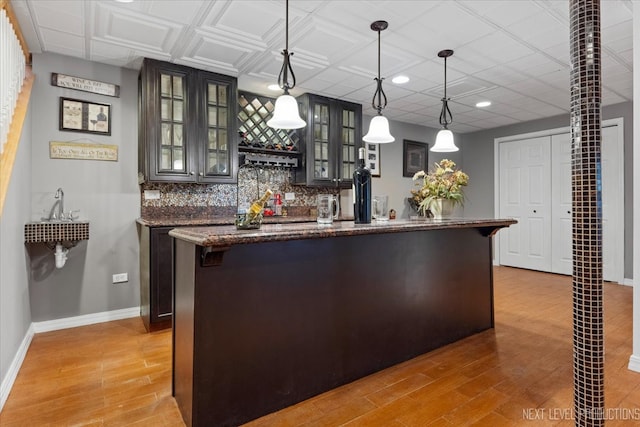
[47, 187, 64, 220]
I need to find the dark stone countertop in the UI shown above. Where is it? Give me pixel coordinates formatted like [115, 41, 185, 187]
[136, 215, 352, 227]
[168, 218, 516, 248]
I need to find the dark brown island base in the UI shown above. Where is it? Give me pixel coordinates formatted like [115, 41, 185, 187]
[169, 218, 515, 427]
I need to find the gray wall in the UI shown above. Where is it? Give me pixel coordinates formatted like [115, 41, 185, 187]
[459, 101, 633, 279]
[366, 115, 463, 219]
[0, 103, 33, 395]
[28, 53, 140, 321]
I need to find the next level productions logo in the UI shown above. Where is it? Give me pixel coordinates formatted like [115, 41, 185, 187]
[523, 407, 640, 421]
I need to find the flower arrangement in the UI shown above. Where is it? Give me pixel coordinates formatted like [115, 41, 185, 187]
[410, 159, 469, 216]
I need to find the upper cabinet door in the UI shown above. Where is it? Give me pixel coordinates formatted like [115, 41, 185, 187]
[311, 100, 333, 185]
[159, 72, 188, 175]
[338, 105, 360, 185]
[139, 58, 238, 184]
[295, 94, 362, 188]
[198, 73, 238, 183]
[140, 60, 197, 182]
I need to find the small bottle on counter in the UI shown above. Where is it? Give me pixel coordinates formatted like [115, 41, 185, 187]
[353, 147, 371, 224]
[275, 193, 283, 216]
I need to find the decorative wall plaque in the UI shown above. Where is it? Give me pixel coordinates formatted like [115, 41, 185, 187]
[49, 141, 118, 161]
[51, 73, 120, 97]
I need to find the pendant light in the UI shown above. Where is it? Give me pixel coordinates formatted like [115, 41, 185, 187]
[363, 20, 394, 144]
[267, 0, 306, 129]
[431, 49, 458, 152]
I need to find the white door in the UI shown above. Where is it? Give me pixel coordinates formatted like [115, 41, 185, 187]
[499, 136, 552, 271]
[501, 124, 623, 282]
[601, 125, 622, 282]
[551, 133, 573, 275]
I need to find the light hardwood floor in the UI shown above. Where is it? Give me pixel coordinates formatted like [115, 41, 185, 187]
[1, 267, 640, 426]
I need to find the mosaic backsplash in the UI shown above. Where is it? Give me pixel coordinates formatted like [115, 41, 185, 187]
[140, 166, 340, 219]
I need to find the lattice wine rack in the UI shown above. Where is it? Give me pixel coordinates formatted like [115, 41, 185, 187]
[237, 92, 300, 153]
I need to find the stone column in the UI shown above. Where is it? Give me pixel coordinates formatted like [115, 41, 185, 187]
[569, 1, 604, 425]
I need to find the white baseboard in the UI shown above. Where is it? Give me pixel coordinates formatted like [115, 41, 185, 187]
[0, 324, 35, 412]
[628, 355, 640, 372]
[32, 307, 140, 333]
[490, 266, 633, 287]
[1, 307, 140, 412]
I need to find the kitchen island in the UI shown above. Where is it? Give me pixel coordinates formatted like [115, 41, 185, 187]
[169, 218, 515, 427]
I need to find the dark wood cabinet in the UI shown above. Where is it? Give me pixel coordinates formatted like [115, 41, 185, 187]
[139, 225, 173, 331]
[138, 58, 238, 184]
[294, 93, 362, 188]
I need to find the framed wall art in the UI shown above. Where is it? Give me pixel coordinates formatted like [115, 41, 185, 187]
[59, 97, 111, 136]
[365, 143, 381, 177]
[403, 139, 428, 177]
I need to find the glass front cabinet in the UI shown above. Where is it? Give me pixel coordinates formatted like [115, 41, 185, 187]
[294, 93, 362, 188]
[139, 58, 238, 183]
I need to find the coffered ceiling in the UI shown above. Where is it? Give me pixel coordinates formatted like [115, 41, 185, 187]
[11, 0, 634, 133]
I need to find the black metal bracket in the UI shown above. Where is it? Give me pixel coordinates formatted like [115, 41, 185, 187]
[478, 225, 509, 237]
[201, 246, 230, 267]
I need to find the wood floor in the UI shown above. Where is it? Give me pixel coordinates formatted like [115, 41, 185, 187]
[1, 266, 640, 426]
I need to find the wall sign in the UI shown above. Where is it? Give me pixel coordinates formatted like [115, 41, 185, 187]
[49, 141, 118, 161]
[51, 73, 120, 97]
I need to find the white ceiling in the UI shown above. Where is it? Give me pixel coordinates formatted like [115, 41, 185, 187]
[12, 0, 634, 133]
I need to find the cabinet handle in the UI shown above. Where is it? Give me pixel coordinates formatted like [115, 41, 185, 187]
[190, 171, 195, 176]
[533, 210, 537, 213]
[337, 178, 342, 182]
[199, 172, 204, 177]
[332, 178, 337, 182]
[567, 210, 571, 214]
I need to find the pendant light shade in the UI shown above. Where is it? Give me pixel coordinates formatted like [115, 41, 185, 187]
[363, 115, 394, 143]
[268, 0, 306, 130]
[431, 129, 457, 152]
[267, 94, 306, 129]
[363, 20, 394, 144]
[430, 49, 458, 152]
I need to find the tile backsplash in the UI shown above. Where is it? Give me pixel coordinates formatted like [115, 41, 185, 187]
[140, 166, 339, 219]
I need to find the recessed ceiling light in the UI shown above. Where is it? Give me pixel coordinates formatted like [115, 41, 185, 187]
[115, 0, 134, 3]
[476, 101, 491, 108]
[267, 84, 281, 91]
[392, 75, 410, 84]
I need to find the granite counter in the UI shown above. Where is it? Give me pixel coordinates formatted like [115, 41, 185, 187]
[169, 217, 515, 247]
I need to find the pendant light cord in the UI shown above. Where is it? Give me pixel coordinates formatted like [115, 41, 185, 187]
[371, 24, 388, 116]
[277, 0, 296, 94]
[439, 51, 453, 128]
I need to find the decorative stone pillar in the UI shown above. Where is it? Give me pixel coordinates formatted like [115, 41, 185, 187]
[569, 1, 604, 425]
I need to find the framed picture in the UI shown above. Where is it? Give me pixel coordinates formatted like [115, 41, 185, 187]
[59, 97, 111, 135]
[403, 139, 428, 177]
[365, 143, 381, 177]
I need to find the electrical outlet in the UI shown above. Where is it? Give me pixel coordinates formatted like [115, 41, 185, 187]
[144, 190, 161, 200]
[285, 192, 295, 201]
[112, 273, 128, 283]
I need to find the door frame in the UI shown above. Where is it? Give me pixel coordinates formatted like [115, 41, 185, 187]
[493, 117, 625, 283]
